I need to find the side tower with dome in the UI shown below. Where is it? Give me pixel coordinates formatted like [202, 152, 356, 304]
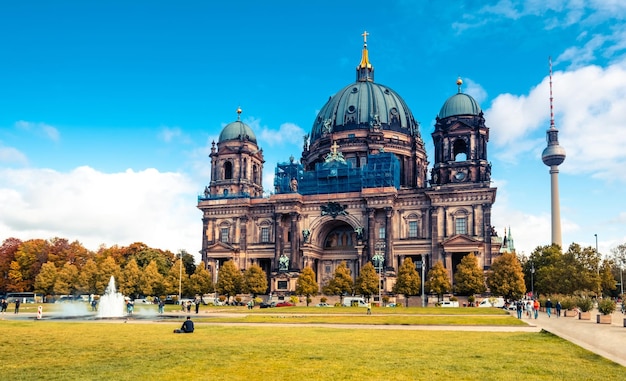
[197, 33, 501, 301]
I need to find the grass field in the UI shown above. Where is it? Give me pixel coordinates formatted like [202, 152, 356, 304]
[1, 307, 624, 380]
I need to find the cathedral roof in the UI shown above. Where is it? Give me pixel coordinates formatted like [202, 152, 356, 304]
[309, 31, 420, 143]
[438, 78, 482, 119]
[218, 107, 257, 143]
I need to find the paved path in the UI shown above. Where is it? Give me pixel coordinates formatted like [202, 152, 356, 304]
[509, 308, 626, 367]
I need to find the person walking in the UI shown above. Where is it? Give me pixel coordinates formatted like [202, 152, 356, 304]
[158, 299, 165, 314]
[14, 299, 21, 314]
[555, 300, 562, 317]
[516, 300, 523, 319]
[194, 297, 201, 314]
[525, 300, 532, 318]
[545, 298, 553, 318]
[1, 298, 7, 318]
[533, 299, 540, 319]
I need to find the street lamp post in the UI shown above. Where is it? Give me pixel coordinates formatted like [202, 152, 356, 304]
[530, 261, 535, 298]
[373, 241, 385, 307]
[416, 255, 426, 307]
[178, 253, 182, 303]
[595, 234, 601, 296]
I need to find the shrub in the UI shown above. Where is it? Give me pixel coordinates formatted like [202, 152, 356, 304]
[467, 295, 475, 304]
[559, 296, 575, 310]
[597, 299, 616, 315]
[320, 297, 327, 303]
[575, 297, 593, 312]
[450, 296, 458, 302]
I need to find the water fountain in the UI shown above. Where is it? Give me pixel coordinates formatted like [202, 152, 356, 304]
[97, 276, 125, 318]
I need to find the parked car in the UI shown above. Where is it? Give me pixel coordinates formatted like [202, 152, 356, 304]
[440, 301, 460, 307]
[259, 302, 276, 308]
[315, 302, 333, 307]
[275, 301, 294, 307]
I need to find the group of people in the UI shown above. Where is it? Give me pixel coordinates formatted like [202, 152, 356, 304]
[514, 298, 562, 319]
[180, 297, 202, 314]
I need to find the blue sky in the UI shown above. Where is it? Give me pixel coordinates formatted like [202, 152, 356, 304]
[1, 1, 625, 261]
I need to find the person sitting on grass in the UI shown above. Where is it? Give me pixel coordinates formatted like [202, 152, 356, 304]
[173, 316, 194, 333]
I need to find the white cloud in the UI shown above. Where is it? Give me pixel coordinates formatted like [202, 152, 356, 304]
[0, 166, 201, 257]
[15, 120, 60, 142]
[0, 144, 28, 165]
[158, 126, 191, 144]
[259, 122, 306, 148]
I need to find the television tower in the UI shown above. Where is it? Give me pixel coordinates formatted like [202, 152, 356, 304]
[541, 57, 566, 247]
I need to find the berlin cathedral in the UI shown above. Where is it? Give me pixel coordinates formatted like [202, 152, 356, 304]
[197, 33, 503, 297]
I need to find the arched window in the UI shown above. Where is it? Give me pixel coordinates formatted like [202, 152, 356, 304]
[224, 161, 233, 179]
[453, 139, 468, 161]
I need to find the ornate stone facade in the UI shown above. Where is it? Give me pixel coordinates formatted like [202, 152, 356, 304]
[197, 35, 501, 296]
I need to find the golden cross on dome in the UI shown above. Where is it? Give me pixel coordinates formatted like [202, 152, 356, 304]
[361, 30, 369, 44]
[330, 141, 340, 156]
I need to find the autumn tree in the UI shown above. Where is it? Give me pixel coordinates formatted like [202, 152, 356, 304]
[140, 260, 165, 296]
[425, 260, 451, 301]
[354, 262, 378, 300]
[77, 259, 99, 295]
[215, 260, 243, 302]
[96, 256, 122, 294]
[392, 257, 421, 307]
[599, 258, 616, 296]
[54, 263, 79, 296]
[295, 266, 318, 305]
[322, 261, 353, 303]
[454, 253, 486, 296]
[486, 252, 526, 300]
[0, 238, 22, 291]
[7, 261, 26, 291]
[13, 239, 50, 291]
[34, 262, 58, 296]
[242, 264, 268, 296]
[164, 258, 190, 297]
[188, 265, 213, 297]
[120, 259, 142, 298]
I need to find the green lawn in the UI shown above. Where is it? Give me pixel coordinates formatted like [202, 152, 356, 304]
[1, 314, 624, 380]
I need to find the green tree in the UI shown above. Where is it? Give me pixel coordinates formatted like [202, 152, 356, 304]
[77, 259, 99, 295]
[215, 260, 243, 302]
[599, 258, 616, 296]
[54, 263, 79, 296]
[611, 243, 626, 296]
[120, 259, 142, 298]
[322, 261, 353, 303]
[295, 266, 318, 305]
[34, 262, 58, 296]
[425, 260, 451, 301]
[243, 264, 268, 296]
[454, 253, 486, 296]
[188, 265, 213, 296]
[140, 260, 165, 296]
[486, 252, 526, 300]
[354, 262, 378, 300]
[392, 257, 421, 307]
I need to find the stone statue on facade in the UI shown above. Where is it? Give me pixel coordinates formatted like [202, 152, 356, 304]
[278, 254, 289, 271]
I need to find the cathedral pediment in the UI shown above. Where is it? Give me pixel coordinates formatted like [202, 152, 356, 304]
[205, 241, 235, 254]
[440, 234, 483, 251]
